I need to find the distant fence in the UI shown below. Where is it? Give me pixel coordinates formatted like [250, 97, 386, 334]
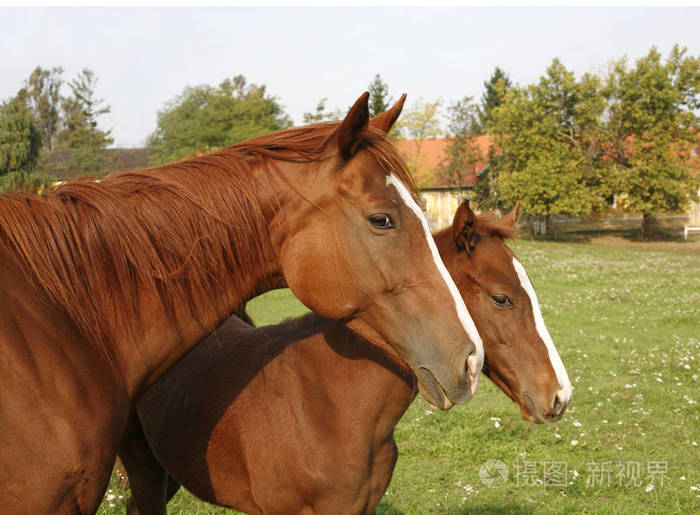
[420, 188, 700, 235]
[521, 214, 692, 234]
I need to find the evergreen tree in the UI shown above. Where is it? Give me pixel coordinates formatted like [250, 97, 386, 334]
[24, 66, 64, 152]
[0, 90, 42, 176]
[56, 69, 113, 150]
[368, 74, 391, 117]
[54, 69, 115, 175]
[476, 67, 512, 134]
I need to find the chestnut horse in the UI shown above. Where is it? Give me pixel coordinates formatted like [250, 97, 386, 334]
[0, 94, 485, 513]
[119, 201, 572, 514]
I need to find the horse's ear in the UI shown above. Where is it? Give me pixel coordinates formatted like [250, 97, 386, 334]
[331, 92, 370, 159]
[452, 200, 478, 254]
[369, 93, 407, 133]
[501, 201, 521, 228]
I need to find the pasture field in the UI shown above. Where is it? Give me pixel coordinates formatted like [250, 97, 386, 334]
[98, 238, 700, 514]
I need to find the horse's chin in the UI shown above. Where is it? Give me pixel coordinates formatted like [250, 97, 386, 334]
[521, 392, 546, 424]
[521, 391, 567, 424]
[416, 368, 455, 411]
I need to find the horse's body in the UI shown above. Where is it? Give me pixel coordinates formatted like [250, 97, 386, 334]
[0, 252, 126, 511]
[123, 314, 413, 515]
[0, 96, 485, 512]
[121, 203, 572, 514]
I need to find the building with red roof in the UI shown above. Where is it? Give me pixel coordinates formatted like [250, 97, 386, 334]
[395, 136, 496, 228]
[399, 135, 700, 233]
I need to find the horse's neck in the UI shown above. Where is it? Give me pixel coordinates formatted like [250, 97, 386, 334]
[126, 166, 299, 394]
[432, 225, 453, 252]
[265, 319, 417, 437]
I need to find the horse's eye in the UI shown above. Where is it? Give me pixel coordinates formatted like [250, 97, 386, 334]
[368, 214, 395, 230]
[491, 294, 513, 308]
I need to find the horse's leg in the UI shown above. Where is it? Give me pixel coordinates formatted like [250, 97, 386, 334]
[165, 475, 181, 503]
[119, 411, 169, 515]
[125, 475, 180, 515]
[365, 440, 399, 515]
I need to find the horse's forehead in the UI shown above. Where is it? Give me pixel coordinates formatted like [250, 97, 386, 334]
[471, 238, 519, 286]
[475, 235, 510, 263]
[343, 151, 393, 192]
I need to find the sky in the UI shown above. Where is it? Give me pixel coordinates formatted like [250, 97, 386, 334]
[1, 6, 699, 148]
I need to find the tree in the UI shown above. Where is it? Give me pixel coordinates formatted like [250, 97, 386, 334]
[476, 67, 512, 134]
[148, 75, 292, 165]
[0, 90, 42, 176]
[392, 97, 442, 182]
[4, 66, 119, 180]
[368, 74, 391, 117]
[302, 98, 343, 123]
[56, 69, 113, 150]
[53, 68, 115, 175]
[439, 96, 486, 192]
[603, 45, 700, 238]
[24, 66, 64, 152]
[471, 152, 501, 212]
[488, 59, 609, 233]
[394, 97, 442, 146]
[0, 169, 55, 194]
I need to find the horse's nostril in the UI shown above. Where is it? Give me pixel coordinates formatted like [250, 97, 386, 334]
[553, 395, 562, 413]
[465, 352, 481, 396]
[465, 352, 480, 379]
[551, 388, 570, 417]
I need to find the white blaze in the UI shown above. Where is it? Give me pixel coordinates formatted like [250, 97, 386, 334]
[386, 174, 484, 371]
[512, 257, 573, 403]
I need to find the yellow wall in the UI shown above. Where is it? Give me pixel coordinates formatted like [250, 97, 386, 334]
[421, 189, 472, 230]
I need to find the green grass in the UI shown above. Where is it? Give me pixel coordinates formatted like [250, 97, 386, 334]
[98, 239, 700, 514]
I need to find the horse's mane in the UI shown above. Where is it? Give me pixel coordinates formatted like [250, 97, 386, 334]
[474, 213, 516, 240]
[0, 121, 417, 361]
[224, 122, 418, 200]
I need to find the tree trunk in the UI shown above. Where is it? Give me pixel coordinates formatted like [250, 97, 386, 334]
[641, 212, 658, 239]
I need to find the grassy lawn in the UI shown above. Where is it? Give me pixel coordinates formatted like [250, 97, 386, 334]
[98, 238, 700, 514]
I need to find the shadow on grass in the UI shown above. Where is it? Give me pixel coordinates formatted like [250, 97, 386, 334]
[377, 501, 534, 514]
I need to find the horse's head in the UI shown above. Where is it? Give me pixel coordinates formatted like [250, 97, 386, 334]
[436, 201, 572, 423]
[276, 93, 483, 410]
